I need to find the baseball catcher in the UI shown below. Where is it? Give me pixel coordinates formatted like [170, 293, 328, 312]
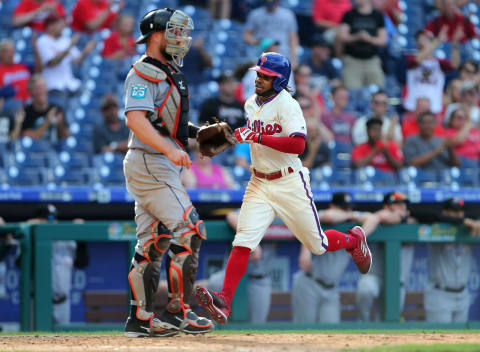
[196, 121, 236, 157]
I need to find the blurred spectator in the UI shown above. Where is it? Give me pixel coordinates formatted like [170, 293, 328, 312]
[403, 29, 459, 115]
[232, 142, 251, 184]
[182, 35, 213, 86]
[182, 143, 236, 189]
[199, 72, 244, 130]
[321, 85, 356, 144]
[293, 192, 379, 323]
[444, 81, 480, 126]
[338, 0, 386, 89]
[71, 0, 122, 33]
[402, 97, 445, 138]
[0, 39, 31, 109]
[403, 111, 460, 169]
[458, 60, 479, 83]
[294, 63, 325, 113]
[352, 90, 402, 145]
[0, 98, 25, 143]
[425, 0, 477, 43]
[12, 0, 66, 32]
[93, 94, 129, 154]
[37, 15, 96, 109]
[443, 107, 480, 161]
[372, 0, 402, 26]
[209, 0, 231, 19]
[311, 0, 352, 43]
[101, 14, 135, 59]
[242, 39, 296, 100]
[357, 191, 414, 321]
[443, 78, 462, 108]
[244, 0, 299, 66]
[412, 197, 479, 323]
[21, 74, 71, 142]
[352, 118, 403, 172]
[302, 36, 341, 89]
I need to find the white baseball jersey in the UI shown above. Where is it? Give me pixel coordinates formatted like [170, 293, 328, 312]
[244, 89, 306, 173]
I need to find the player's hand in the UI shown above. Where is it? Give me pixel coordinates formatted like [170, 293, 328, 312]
[166, 149, 192, 169]
[234, 127, 260, 144]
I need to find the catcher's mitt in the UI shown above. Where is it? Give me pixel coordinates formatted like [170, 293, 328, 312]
[196, 121, 236, 157]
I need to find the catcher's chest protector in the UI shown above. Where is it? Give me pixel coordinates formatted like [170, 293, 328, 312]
[133, 56, 190, 147]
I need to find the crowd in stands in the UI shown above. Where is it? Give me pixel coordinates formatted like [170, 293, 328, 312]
[0, 0, 479, 189]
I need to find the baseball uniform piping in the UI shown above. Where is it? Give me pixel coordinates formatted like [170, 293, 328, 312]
[299, 171, 328, 251]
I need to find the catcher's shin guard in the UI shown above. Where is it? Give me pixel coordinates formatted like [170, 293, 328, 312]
[164, 206, 212, 333]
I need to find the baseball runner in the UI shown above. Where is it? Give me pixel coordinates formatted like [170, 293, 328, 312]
[195, 52, 373, 324]
[122, 8, 215, 337]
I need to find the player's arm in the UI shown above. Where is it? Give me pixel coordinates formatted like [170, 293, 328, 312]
[320, 208, 354, 224]
[125, 110, 191, 168]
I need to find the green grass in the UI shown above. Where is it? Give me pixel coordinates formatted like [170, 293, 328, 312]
[346, 343, 480, 352]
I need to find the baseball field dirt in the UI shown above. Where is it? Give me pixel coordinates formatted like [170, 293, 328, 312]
[1, 332, 479, 352]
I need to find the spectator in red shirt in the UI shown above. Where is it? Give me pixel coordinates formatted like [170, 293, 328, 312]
[101, 14, 135, 59]
[312, 0, 352, 33]
[444, 107, 480, 161]
[352, 118, 403, 172]
[372, 0, 402, 26]
[402, 97, 445, 139]
[425, 0, 477, 43]
[0, 40, 31, 111]
[12, 0, 66, 32]
[71, 0, 123, 33]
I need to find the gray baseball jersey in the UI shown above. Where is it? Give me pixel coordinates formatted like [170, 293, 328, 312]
[428, 243, 472, 289]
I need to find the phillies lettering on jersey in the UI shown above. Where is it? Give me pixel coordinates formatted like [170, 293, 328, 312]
[247, 118, 283, 135]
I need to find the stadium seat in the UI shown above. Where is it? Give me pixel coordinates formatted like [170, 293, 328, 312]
[354, 167, 397, 187]
[51, 165, 91, 186]
[11, 151, 50, 169]
[57, 151, 92, 169]
[6, 166, 45, 186]
[330, 141, 353, 169]
[442, 167, 478, 188]
[57, 136, 93, 153]
[13, 137, 52, 153]
[399, 167, 439, 188]
[97, 165, 125, 186]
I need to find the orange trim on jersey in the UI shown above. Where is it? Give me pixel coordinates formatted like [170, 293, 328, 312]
[165, 75, 185, 148]
[195, 220, 206, 239]
[155, 83, 173, 118]
[184, 205, 194, 222]
[133, 65, 162, 83]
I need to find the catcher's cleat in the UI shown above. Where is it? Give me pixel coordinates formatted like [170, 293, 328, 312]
[347, 226, 372, 274]
[195, 286, 231, 324]
[161, 306, 213, 334]
[124, 316, 179, 337]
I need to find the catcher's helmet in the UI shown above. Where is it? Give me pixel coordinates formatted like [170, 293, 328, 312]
[250, 52, 291, 92]
[136, 8, 194, 66]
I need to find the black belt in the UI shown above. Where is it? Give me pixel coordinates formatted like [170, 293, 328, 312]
[434, 284, 465, 293]
[305, 272, 335, 289]
[248, 274, 267, 280]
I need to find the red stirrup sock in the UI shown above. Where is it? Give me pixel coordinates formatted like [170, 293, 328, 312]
[324, 229, 359, 252]
[221, 246, 251, 306]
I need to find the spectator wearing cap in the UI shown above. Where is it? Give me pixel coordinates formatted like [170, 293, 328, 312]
[403, 29, 460, 115]
[244, 0, 299, 66]
[411, 197, 480, 323]
[93, 94, 129, 154]
[302, 36, 341, 89]
[37, 15, 96, 109]
[199, 72, 245, 130]
[0, 39, 31, 112]
[241, 39, 296, 101]
[101, 14, 136, 60]
[12, 0, 66, 32]
[71, 0, 123, 33]
[443, 107, 480, 162]
[337, 0, 386, 89]
[352, 118, 403, 172]
[21, 74, 70, 143]
[293, 192, 379, 323]
[444, 81, 480, 127]
[425, 0, 477, 44]
[311, 0, 352, 44]
[403, 111, 460, 170]
[357, 191, 415, 321]
[321, 85, 356, 145]
[352, 90, 402, 146]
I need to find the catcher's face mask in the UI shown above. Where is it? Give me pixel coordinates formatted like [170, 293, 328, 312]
[164, 10, 194, 67]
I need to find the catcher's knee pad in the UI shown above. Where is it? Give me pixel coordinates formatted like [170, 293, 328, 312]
[128, 253, 161, 320]
[165, 206, 204, 313]
[142, 220, 173, 263]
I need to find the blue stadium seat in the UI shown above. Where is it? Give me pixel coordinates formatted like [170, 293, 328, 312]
[442, 167, 478, 188]
[51, 165, 91, 186]
[57, 136, 93, 153]
[330, 142, 352, 169]
[354, 167, 397, 187]
[57, 151, 92, 169]
[399, 167, 440, 188]
[11, 151, 50, 168]
[231, 165, 251, 187]
[6, 166, 45, 186]
[13, 137, 52, 153]
[97, 165, 125, 186]
[96, 152, 125, 169]
[311, 165, 352, 188]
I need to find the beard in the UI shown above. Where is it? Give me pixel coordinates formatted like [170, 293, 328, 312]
[256, 87, 276, 97]
[160, 45, 173, 61]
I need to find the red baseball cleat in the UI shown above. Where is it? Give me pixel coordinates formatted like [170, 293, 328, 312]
[195, 286, 231, 324]
[347, 226, 372, 274]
